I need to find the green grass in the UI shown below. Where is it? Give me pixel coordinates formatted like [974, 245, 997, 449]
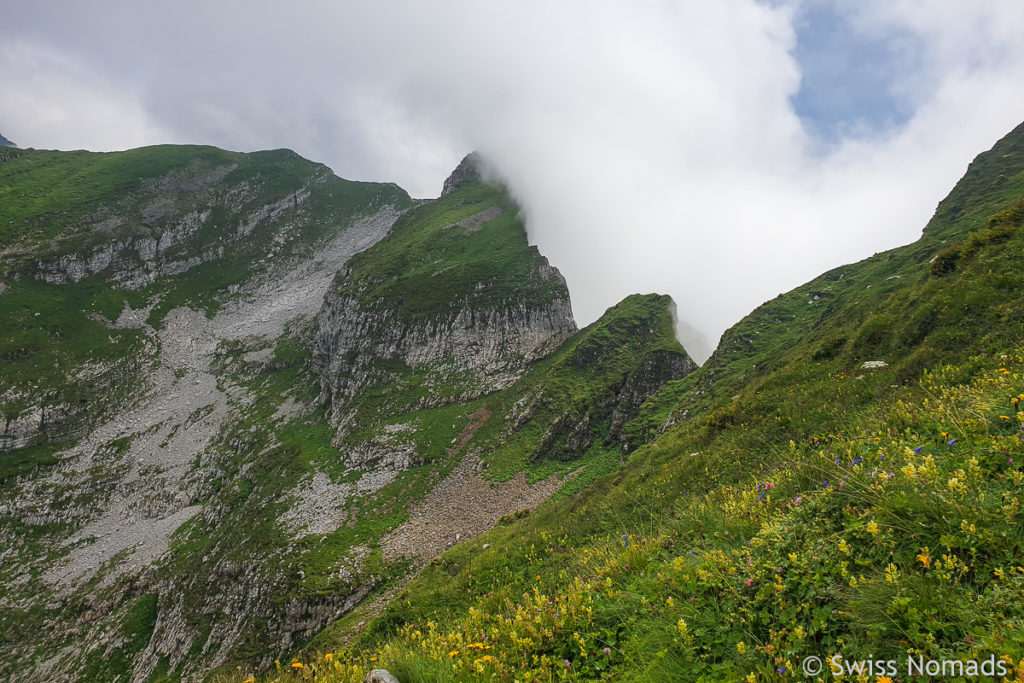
[342, 181, 565, 319]
[230, 124, 1024, 682]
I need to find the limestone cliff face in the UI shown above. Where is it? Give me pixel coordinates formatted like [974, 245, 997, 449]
[313, 272, 576, 422]
[311, 159, 577, 436]
[29, 163, 313, 288]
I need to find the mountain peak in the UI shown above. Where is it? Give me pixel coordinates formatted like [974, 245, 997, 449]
[0, 132, 17, 148]
[440, 151, 484, 196]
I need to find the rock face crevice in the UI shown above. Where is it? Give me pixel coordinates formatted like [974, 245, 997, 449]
[32, 186, 312, 288]
[312, 289, 576, 424]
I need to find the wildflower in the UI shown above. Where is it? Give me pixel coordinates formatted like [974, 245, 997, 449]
[822, 480, 829, 488]
[563, 659, 572, 669]
[948, 439, 957, 446]
[745, 577, 754, 587]
[851, 456, 863, 467]
[793, 496, 803, 505]
[867, 521, 879, 536]
[913, 446, 923, 454]
[885, 563, 899, 583]
[291, 661, 304, 669]
[1000, 415, 1012, 420]
[838, 539, 850, 554]
[448, 650, 460, 658]
[765, 482, 774, 490]
[324, 653, 333, 662]
[746, 674, 757, 683]
[603, 647, 612, 655]
[243, 679, 254, 683]
[757, 491, 767, 501]
[777, 666, 787, 674]
[737, 641, 746, 654]
[622, 534, 628, 546]
[917, 549, 931, 569]
[877, 676, 894, 683]
[838, 480, 847, 489]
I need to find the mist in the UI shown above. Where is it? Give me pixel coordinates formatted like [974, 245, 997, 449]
[4, 1, 1024, 362]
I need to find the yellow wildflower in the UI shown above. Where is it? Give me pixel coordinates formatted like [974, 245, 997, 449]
[877, 676, 894, 683]
[867, 521, 879, 536]
[291, 661, 303, 669]
[324, 653, 332, 662]
[917, 549, 931, 569]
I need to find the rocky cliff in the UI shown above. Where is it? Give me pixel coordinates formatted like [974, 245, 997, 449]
[312, 158, 578, 441]
[0, 148, 697, 683]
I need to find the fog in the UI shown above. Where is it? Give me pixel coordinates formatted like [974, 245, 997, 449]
[4, 1, 1024, 362]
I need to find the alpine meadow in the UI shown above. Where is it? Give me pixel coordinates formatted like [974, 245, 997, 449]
[1, 115, 1024, 682]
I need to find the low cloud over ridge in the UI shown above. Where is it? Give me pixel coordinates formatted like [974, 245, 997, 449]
[4, 1, 1024, 361]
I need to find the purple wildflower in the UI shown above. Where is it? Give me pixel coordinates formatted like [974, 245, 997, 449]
[948, 439, 957, 447]
[822, 480, 829, 488]
[880, 453, 885, 460]
[777, 666, 787, 674]
[758, 491, 767, 501]
[622, 534, 628, 546]
[851, 456, 863, 467]
[913, 446, 923, 454]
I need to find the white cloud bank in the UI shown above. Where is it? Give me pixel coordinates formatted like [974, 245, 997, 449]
[3, 1, 1024, 361]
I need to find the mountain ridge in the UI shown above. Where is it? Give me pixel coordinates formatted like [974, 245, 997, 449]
[0, 144, 698, 681]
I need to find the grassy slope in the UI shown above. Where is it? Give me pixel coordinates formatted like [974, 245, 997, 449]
[243, 125, 1024, 681]
[342, 179, 567, 318]
[52, 166, 692, 681]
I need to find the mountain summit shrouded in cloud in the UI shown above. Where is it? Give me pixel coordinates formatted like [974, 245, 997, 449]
[2, 2, 1024, 358]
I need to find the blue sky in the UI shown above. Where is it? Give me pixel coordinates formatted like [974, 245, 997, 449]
[791, 2, 919, 142]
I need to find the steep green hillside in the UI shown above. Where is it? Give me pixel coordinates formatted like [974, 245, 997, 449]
[0, 146, 700, 682]
[245, 125, 1024, 682]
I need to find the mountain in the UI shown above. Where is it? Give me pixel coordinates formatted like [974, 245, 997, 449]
[0, 133, 15, 148]
[3, 119, 1024, 681]
[0, 147, 695, 681]
[325, 124, 1024, 681]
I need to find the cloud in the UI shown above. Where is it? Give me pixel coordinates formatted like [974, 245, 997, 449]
[0, 40, 168, 151]
[3, 1, 1024, 362]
